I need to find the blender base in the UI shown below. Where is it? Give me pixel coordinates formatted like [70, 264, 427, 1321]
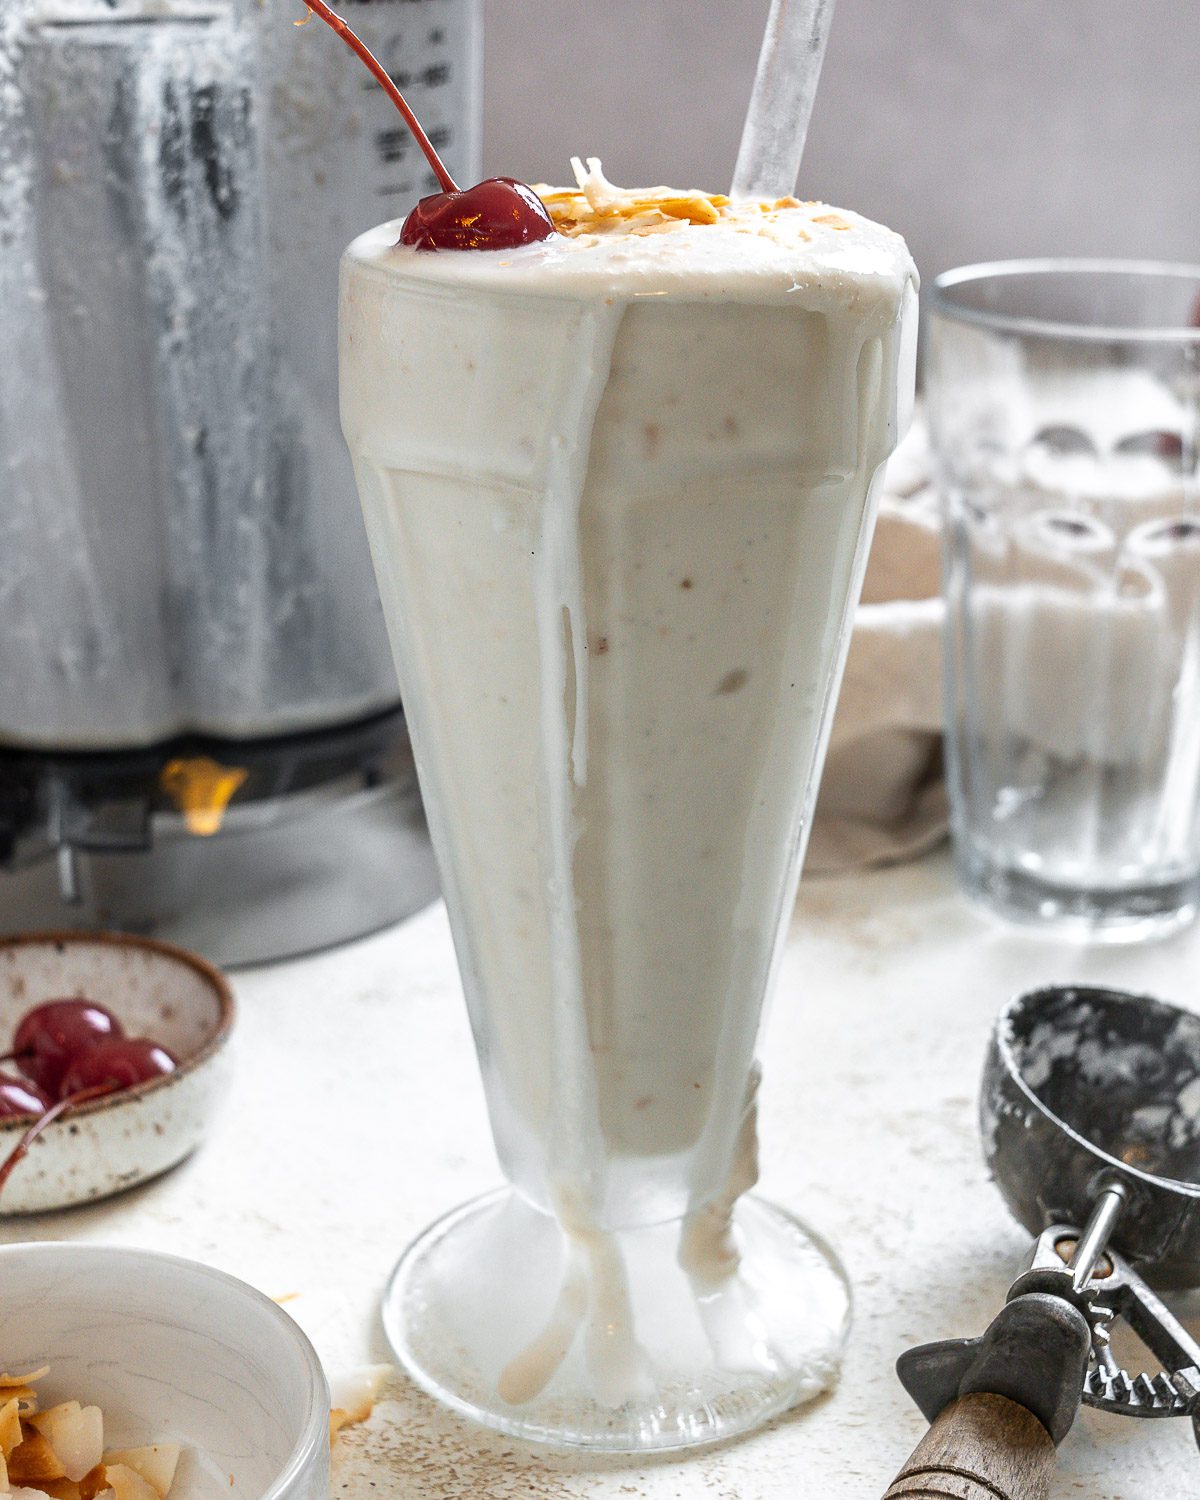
[382, 1188, 849, 1453]
[0, 709, 439, 967]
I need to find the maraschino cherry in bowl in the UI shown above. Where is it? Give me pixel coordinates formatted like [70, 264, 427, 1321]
[0, 932, 234, 1214]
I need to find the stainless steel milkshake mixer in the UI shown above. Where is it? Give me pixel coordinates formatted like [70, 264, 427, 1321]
[0, 0, 480, 960]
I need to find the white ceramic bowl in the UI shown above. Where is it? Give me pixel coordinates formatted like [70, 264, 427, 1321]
[0, 1242, 329, 1500]
[0, 932, 234, 1213]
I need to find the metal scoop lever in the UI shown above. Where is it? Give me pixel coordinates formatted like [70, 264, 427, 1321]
[1026, 1225, 1200, 1429]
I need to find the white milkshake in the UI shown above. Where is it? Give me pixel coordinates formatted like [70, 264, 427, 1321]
[342, 166, 916, 1446]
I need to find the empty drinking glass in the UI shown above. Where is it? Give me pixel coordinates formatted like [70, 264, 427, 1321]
[928, 260, 1200, 940]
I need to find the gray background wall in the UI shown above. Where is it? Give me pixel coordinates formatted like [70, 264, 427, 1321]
[482, 0, 1200, 284]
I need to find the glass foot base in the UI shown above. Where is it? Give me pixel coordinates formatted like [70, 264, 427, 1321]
[381, 1188, 849, 1452]
[957, 850, 1199, 944]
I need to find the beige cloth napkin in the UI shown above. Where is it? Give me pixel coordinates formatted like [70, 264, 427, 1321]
[807, 419, 948, 875]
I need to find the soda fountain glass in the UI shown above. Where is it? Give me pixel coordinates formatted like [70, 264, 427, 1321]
[341, 224, 917, 1449]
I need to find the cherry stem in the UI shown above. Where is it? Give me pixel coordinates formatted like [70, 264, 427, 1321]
[0, 1083, 117, 1203]
[299, 0, 459, 195]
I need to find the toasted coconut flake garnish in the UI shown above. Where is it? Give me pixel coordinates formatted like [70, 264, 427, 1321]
[569, 155, 625, 213]
[812, 212, 851, 230]
[533, 158, 733, 238]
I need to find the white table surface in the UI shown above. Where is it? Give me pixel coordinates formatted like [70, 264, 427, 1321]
[5, 849, 1199, 1499]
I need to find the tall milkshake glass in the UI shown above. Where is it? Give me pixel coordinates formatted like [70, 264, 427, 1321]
[341, 188, 917, 1450]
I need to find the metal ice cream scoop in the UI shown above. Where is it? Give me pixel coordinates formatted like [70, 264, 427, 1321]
[882, 984, 1200, 1500]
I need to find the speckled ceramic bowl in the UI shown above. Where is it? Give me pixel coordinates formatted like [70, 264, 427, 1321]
[0, 1242, 329, 1500]
[0, 932, 234, 1214]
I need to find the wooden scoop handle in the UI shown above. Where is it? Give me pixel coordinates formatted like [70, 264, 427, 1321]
[882, 1392, 1056, 1500]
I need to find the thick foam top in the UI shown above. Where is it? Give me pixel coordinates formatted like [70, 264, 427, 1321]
[344, 162, 916, 307]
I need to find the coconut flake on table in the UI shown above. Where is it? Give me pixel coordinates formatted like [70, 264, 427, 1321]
[328, 1365, 393, 1442]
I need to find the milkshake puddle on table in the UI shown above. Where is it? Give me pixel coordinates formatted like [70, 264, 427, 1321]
[340, 159, 917, 1448]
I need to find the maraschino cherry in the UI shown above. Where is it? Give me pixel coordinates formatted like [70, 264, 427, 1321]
[60, 1037, 177, 1097]
[11, 997, 124, 1094]
[399, 177, 557, 251]
[0, 997, 180, 1205]
[299, 0, 556, 251]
